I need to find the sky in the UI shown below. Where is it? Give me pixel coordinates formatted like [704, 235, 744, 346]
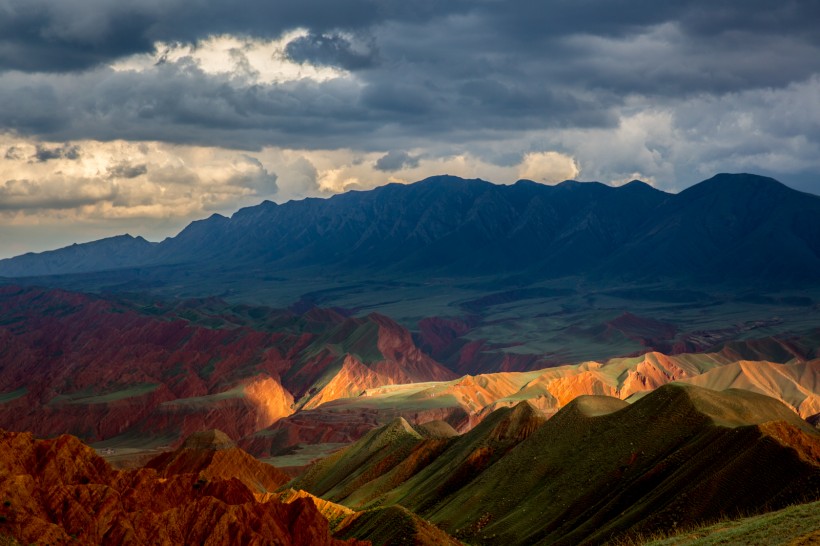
[0, 0, 819, 258]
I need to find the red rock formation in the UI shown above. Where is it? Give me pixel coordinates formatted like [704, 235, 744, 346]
[0, 429, 366, 546]
[145, 430, 291, 493]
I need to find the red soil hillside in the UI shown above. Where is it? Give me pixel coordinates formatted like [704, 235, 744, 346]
[0, 429, 366, 546]
[0, 285, 452, 445]
[144, 430, 291, 493]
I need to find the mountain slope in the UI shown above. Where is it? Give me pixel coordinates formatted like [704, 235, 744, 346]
[144, 430, 291, 493]
[644, 499, 820, 546]
[604, 173, 820, 283]
[292, 401, 548, 511]
[251, 348, 817, 458]
[0, 234, 155, 277]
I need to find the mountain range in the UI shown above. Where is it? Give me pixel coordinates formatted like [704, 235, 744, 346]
[1, 173, 819, 286]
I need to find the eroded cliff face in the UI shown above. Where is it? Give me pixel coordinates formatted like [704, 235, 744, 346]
[0, 429, 365, 546]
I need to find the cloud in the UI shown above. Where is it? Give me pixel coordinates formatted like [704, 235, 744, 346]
[517, 152, 580, 184]
[0, 0, 470, 73]
[1, 1, 818, 163]
[33, 143, 81, 162]
[0, 176, 115, 211]
[0, 137, 283, 218]
[374, 150, 419, 171]
[285, 31, 377, 70]
[107, 162, 148, 179]
[225, 155, 279, 197]
[4, 146, 25, 160]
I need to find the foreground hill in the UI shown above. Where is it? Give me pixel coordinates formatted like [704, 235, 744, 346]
[0, 429, 364, 545]
[295, 385, 820, 545]
[1, 173, 818, 287]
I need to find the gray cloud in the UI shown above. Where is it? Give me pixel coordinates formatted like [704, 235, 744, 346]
[0, 0, 470, 73]
[0, 177, 115, 211]
[285, 32, 377, 70]
[107, 162, 148, 179]
[4, 146, 25, 160]
[374, 150, 419, 171]
[230, 155, 279, 197]
[33, 143, 81, 162]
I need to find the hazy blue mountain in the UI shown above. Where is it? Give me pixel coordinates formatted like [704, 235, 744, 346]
[0, 234, 156, 277]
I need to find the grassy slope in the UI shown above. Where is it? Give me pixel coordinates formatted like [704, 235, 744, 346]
[413, 385, 820, 545]
[373, 401, 548, 514]
[291, 417, 426, 502]
[638, 500, 820, 546]
[334, 505, 463, 546]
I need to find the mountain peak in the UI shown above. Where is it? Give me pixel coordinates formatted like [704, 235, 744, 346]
[555, 179, 607, 190]
[683, 172, 794, 197]
[668, 383, 812, 429]
[417, 174, 479, 184]
[484, 400, 547, 442]
[621, 179, 663, 193]
[566, 395, 629, 417]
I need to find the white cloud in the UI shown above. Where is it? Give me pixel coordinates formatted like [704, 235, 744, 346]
[517, 151, 579, 183]
[110, 32, 349, 85]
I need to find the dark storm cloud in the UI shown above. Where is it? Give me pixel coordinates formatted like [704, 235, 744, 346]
[0, 0, 470, 73]
[374, 150, 419, 172]
[285, 32, 377, 70]
[0, 61, 614, 151]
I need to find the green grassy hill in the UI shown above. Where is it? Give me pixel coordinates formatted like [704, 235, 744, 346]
[295, 384, 820, 546]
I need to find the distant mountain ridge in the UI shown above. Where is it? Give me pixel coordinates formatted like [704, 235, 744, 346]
[1, 173, 819, 284]
[0, 233, 156, 277]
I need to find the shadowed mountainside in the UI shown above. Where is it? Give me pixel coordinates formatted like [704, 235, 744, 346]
[1, 173, 818, 286]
